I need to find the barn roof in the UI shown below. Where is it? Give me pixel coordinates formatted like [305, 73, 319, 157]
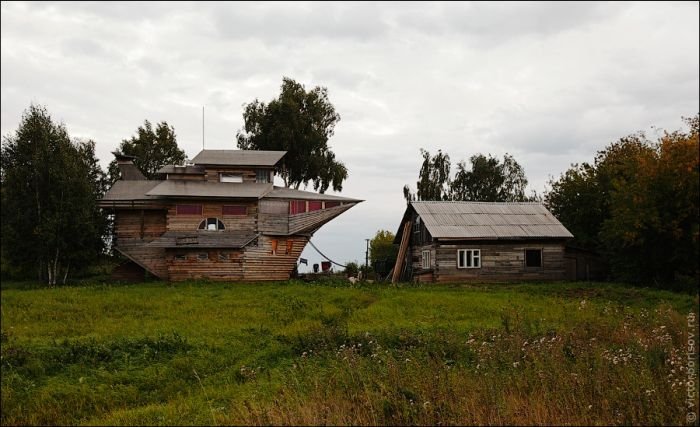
[264, 186, 363, 202]
[396, 201, 573, 242]
[191, 149, 286, 166]
[145, 181, 273, 199]
[146, 231, 258, 248]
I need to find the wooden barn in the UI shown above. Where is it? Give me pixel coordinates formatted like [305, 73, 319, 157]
[99, 150, 361, 282]
[392, 201, 574, 283]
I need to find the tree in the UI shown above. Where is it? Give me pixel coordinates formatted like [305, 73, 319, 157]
[403, 149, 452, 202]
[450, 153, 528, 202]
[545, 114, 699, 285]
[108, 120, 185, 182]
[369, 229, 399, 269]
[237, 77, 347, 193]
[1, 105, 107, 284]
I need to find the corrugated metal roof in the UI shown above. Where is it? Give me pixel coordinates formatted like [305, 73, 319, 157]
[145, 181, 272, 199]
[146, 231, 258, 248]
[264, 186, 363, 202]
[410, 201, 573, 239]
[191, 150, 286, 166]
[102, 180, 163, 200]
[156, 165, 205, 174]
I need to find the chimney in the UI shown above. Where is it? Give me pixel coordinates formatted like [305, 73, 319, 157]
[112, 151, 146, 180]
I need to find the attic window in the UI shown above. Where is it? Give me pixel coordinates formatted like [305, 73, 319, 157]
[220, 174, 243, 183]
[198, 218, 225, 231]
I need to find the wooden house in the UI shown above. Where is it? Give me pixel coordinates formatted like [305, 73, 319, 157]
[392, 201, 574, 283]
[99, 150, 361, 281]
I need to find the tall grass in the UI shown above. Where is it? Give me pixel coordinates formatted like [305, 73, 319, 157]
[1, 280, 697, 425]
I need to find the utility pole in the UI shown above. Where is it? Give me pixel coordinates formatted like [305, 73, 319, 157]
[365, 238, 370, 279]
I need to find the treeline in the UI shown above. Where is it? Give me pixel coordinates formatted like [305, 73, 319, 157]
[0, 105, 185, 284]
[546, 115, 699, 285]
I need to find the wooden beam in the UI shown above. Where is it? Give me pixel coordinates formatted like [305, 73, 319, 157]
[392, 220, 412, 283]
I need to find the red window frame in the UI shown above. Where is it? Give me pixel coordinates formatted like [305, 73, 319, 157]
[308, 201, 322, 212]
[289, 200, 307, 215]
[176, 204, 202, 215]
[325, 201, 340, 209]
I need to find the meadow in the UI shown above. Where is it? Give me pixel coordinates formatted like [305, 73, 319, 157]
[1, 279, 697, 425]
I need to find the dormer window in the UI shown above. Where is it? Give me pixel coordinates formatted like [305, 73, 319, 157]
[198, 218, 225, 231]
[220, 174, 243, 183]
[256, 169, 271, 183]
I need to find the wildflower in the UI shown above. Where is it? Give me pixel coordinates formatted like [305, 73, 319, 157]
[512, 362, 520, 368]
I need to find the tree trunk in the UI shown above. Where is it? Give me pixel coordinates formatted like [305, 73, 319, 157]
[62, 263, 70, 285]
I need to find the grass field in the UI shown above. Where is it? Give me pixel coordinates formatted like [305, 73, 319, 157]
[1, 279, 698, 425]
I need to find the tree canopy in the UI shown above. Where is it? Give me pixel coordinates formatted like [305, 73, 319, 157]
[1, 105, 107, 284]
[108, 120, 185, 182]
[545, 115, 699, 285]
[403, 150, 529, 202]
[369, 229, 399, 268]
[236, 77, 348, 193]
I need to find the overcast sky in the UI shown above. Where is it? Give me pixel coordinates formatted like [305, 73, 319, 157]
[2, 1, 698, 271]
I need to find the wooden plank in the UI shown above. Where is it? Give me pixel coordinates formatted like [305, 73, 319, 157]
[392, 221, 412, 283]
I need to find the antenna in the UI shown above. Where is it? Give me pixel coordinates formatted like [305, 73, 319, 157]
[202, 106, 205, 149]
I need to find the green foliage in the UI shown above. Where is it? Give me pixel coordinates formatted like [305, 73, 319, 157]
[545, 114, 699, 284]
[0, 281, 695, 425]
[107, 120, 185, 182]
[0, 104, 107, 284]
[344, 261, 359, 277]
[369, 229, 398, 273]
[404, 150, 529, 202]
[237, 77, 348, 193]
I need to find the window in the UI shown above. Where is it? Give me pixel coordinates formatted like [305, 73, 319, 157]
[457, 249, 481, 269]
[220, 174, 243, 183]
[308, 201, 322, 212]
[325, 201, 340, 209]
[289, 200, 306, 215]
[198, 218, 225, 231]
[222, 205, 247, 216]
[525, 249, 542, 267]
[414, 216, 421, 233]
[218, 252, 228, 261]
[286, 240, 293, 255]
[422, 250, 431, 269]
[176, 204, 202, 215]
[256, 169, 270, 183]
[174, 254, 187, 261]
[271, 239, 278, 255]
[197, 253, 208, 261]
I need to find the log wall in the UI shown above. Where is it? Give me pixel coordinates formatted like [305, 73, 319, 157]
[166, 201, 258, 232]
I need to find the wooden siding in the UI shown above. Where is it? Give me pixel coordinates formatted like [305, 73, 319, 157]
[258, 199, 289, 234]
[288, 204, 353, 235]
[429, 241, 567, 283]
[167, 201, 258, 232]
[115, 209, 166, 241]
[167, 249, 244, 281]
[116, 240, 169, 280]
[241, 235, 307, 281]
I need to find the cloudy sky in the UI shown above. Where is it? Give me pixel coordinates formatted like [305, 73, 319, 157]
[2, 1, 698, 270]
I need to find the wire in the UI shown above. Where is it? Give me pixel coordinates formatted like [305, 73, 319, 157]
[305, 238, 348, 268]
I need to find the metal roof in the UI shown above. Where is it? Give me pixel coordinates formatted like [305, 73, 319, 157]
[145, 181, 273, 199]
[191, 150, 286, 166]
[102, 180, 163, 201]
[156, 165, 205, 174]
[146, 231, 258, 249]
[405, 201, 573, 240]
[264, 186, 363, 202]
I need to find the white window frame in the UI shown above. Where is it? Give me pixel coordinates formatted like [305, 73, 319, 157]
[422, 249, 431, 269]
[457, 249, 481, 269]
[220, 173, 243, 183]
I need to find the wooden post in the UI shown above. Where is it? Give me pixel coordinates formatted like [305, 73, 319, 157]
[392, 220, 412, 283]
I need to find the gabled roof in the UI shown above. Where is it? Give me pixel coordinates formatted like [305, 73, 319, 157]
[145, 181, 273, 199]
[264, 186, 363, 202]
[396, 201, 573, 242]
[191, 149, 286, 166]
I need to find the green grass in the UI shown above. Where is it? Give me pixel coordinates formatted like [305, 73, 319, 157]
[1, 280, 697, 425]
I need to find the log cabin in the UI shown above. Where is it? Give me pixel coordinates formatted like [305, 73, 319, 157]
[99, 150, 361, 282]
[392, 201, 574, 283]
